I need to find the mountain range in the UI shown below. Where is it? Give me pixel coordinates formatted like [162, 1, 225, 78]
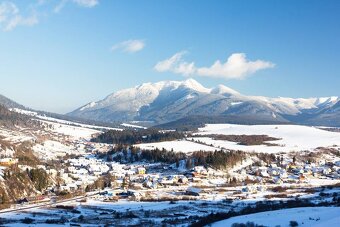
[67, 79, 340, 127]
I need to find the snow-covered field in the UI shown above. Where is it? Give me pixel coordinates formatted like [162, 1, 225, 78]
[32, 140, 86, 160]
[121, 123, 147, 129]
[11, 108, 122, 131]
[40, 120, 101, 140]
[211, 207, 340, 227]
[136, 140, 217, 153]
[0, 127, 36, 144]
[135, 124, 340, 153]
[196, 124, 340, 153]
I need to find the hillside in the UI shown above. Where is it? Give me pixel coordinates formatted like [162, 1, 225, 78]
[0, 94, 25, 109]
[0, 105, 36, 128]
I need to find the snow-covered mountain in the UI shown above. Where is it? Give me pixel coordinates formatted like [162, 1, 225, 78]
[68, 79, 339, 126]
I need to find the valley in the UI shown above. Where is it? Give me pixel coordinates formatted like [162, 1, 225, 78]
[0, 105, 339, 226]
[1, 1, 339, 226]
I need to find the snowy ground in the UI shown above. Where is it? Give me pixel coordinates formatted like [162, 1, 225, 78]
[1, 113, 340, 226]
[32, 140, 86, 160]
[136, 140, 217, 153]
[196, 124, 340, 153]
[135, 124, 340, 153]
[121, 123, 147, 129]
[40, 120, 101, 140]
[211, 206, 340, 227]
[0, 127, 36, 144]
[11, 108, 122, 131]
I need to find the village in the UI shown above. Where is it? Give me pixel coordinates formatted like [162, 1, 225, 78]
[6, 137, 338, 205]
[0, 110, 339, 226]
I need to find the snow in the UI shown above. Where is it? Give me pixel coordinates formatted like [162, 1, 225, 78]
[211, 207, 340, 227]
[8, 110, 118, 141]
[135, 140, 217, 153]
[41, 120, 101, 139]
[121, 123, 147, 129]
[230, 102, 243, 106]
[211, 84, 240, 96]
[70, 79, 338, 121]
[10, 108, 122, 132]
[75, 79, 211, 113]
[32, 140, 81, 160]
[250, 96, 339, 115]
[196, 124, 340, 153]
[38, 116, 121, 131]
[80, 101, 96, 111]
[0, 127, 35, 144]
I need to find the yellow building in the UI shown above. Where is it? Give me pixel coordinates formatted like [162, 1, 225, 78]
[0, 158, 18, 166]
[137, 167, 146, 175]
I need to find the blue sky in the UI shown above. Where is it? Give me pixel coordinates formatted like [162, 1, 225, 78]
[0, 0, 339, 113]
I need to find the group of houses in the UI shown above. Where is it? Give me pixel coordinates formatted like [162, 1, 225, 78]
[242, 157, 340, 186]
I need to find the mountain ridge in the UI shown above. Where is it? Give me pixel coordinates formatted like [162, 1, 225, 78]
[67, 79, 339, 126]
[0, 94, 26, 109]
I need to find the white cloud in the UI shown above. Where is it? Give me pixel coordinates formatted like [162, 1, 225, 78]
[0, 1, 38, 31]
[54, 0, 67, 13]
[54, 0, 98, 13]
[154, 52, 275, 80]
[154, 51, 186, 72]
[111, 40, 145, 53]
[73, 0, 98, 8]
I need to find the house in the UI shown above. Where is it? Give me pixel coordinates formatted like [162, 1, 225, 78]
[159, 176, 174, 185]
[260, 170, 269, 178]
[137, 167, 146, 175]
[322, 168, 332, 175]
[0, 158, 18, 166]
[299, 174, 307, 182]
[143, 179, 158, 189]
[185, 187, 201, 196]
[273, 177, 283, 185]
[194, 166, 208, 176]
[178, 176, 188, 184]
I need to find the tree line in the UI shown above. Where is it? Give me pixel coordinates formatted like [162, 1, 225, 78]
[92, 128, 186, 145]
[103, 145, 246, 170]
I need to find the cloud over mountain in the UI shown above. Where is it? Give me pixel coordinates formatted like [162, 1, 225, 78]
[154, 52, 275, 79]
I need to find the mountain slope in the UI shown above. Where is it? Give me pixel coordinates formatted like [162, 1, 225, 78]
[0, 94, 25, 109]
[68, 79, 339, 126]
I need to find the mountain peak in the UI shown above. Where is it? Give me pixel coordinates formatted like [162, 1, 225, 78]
[211, 84, 240, 96]
[181, 78, 210, 93]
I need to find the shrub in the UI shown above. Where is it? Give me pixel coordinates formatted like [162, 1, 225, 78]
[231, 222, 265, 227]
[21, 217, 34, 224]
[290, 220, 299, 227]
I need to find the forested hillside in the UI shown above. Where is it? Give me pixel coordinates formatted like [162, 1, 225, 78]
[92, 128, 186, 144]
[0, 105, 37, 128]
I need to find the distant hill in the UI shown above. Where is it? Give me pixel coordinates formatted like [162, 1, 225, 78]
[0, 105, 35, 128]
[0, 94, 26, 109]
